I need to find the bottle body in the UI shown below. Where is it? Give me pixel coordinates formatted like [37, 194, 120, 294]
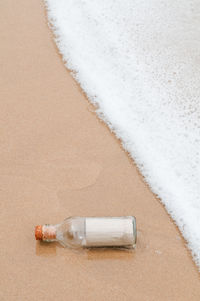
[35, 216, 137, 249]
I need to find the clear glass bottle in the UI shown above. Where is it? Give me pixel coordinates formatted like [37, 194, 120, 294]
[35, 216, 137, 249]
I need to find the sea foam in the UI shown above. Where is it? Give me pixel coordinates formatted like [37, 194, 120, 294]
[45, 0, 200, 266]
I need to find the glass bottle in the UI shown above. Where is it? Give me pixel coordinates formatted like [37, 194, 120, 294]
[35, 216, 137, 249]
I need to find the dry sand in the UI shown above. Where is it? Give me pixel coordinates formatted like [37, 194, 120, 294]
[0, 1, 200, 300]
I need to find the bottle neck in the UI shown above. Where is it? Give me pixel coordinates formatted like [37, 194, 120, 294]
[42, 225, 57, 242]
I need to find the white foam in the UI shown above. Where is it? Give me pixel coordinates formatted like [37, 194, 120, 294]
[45, 0, 200, 266]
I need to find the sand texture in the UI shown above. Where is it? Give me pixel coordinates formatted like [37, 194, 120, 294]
[0, 1, 200, 300]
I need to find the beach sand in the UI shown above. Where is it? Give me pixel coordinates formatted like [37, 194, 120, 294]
[0, 1, 200, 300]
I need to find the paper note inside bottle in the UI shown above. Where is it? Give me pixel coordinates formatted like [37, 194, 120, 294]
[85, 217, 134, 247]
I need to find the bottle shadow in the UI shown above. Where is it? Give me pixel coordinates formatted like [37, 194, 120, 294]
[35, 241, 62, 257]
[35, 241, 136, 260]
[85, 247, 135, 260]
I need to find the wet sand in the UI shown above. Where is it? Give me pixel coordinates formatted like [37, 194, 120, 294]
[0, 0, 200, 300]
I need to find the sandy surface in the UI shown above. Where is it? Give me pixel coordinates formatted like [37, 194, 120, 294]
[0, 1, 200, 300]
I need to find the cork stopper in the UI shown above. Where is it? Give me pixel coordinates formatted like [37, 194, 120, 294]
[35, 225, 56, 241]
[35, 225, 43, 240]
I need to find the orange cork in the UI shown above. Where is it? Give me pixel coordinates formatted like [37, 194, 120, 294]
[35, 225, 43, 240]
[35, 225, 56, 241]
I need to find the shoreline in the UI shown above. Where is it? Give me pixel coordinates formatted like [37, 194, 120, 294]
[0, 0, 200, 300]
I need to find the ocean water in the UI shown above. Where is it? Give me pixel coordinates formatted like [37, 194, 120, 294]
[45, 0, 200, 266]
